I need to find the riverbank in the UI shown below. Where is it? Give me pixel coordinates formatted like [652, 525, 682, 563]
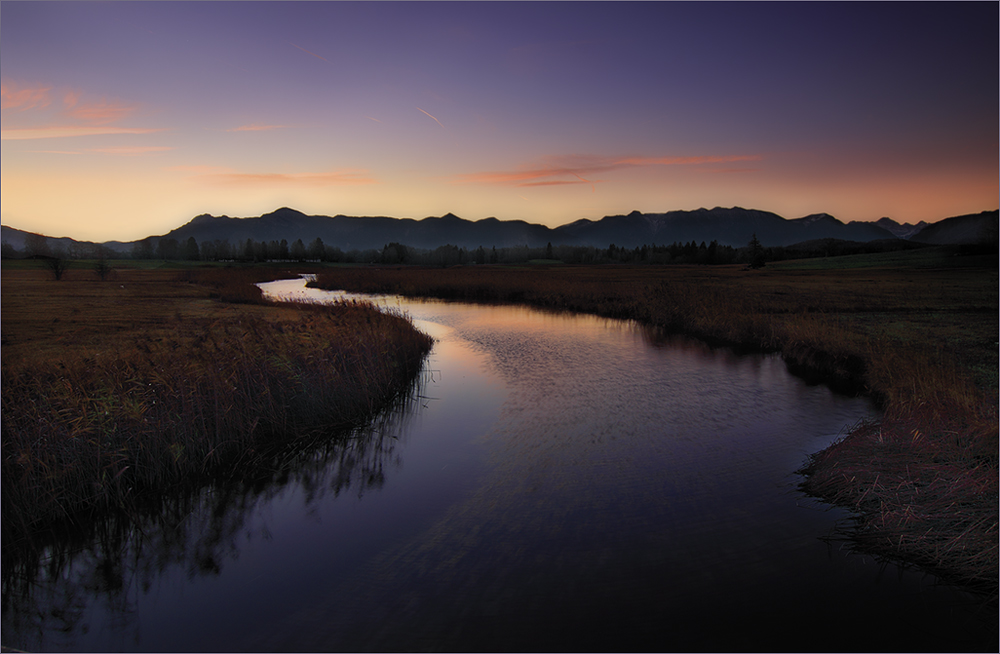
[308, 254, 998, 601]
[1, 265, 434, 553]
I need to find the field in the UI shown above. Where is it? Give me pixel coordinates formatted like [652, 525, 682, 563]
[308, 248, 999, 601]
[1, 262, 433, 558]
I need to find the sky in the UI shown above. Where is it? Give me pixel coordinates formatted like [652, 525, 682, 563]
[1, 1, 997, 243]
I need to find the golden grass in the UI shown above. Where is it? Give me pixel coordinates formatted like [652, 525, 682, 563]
[2, 265, 433, 550]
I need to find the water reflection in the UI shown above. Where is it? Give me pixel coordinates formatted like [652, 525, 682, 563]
[2, 380, 426, 652]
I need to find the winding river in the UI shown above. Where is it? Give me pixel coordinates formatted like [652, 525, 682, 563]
[2, 277, 994, 652]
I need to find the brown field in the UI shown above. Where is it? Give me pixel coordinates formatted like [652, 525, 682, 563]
[1, 264, 433, 551]
[310, 254, 999, 600]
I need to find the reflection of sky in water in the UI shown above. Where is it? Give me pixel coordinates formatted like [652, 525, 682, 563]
[4, 278, 993, 652]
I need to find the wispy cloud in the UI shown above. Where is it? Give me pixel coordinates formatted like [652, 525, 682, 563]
[366, 116, 382, 123]
[165, 165, 233, 175]
[90, 146, 174, 156]
[416, 107, 444, 128]
[1, 126, 165, 140]
[64, 98, 140, 125]
[186, 168, 377, 188]
[612, 155, 760, 166]
[454, 153, 761, 187]
[1, 82, 53, 111]
[226, 123, 290, 132]
[1, 82, 161, 142]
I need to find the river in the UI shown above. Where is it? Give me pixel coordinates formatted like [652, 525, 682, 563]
[2, 277, 994, 652]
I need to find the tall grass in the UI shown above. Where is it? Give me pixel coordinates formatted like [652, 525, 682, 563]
[2, 269, 433, 553]
[309, 262, 998, 601]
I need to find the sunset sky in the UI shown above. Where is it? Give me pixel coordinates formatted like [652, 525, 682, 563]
[2, 1, 997, 242]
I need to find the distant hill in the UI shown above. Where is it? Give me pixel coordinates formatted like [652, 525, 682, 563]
[161, 208, 556, 252]
[909, 210, 998, 245]
[149, 206, 897, 251]
[552, 208, 895, 248]
[874, 217, 929, 240]
[2, 207, 996, 256]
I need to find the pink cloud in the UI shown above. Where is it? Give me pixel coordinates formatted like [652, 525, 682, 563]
[90, 146, 174, 156]
[226, 123, 290, 132]
[62, 89, 81, 109]
[1, 82, 53, 111]
[165, 165, 234, 174]
[1, 126, 165, 140]
[454, 153, 761, 187]
[65, 98, 139, 125]
[199, 169, 377, 187]
[612, 155, 761, 166]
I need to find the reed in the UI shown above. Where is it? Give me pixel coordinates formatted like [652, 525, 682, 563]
[309, 260, 998, 600]
[1, 266, 433, 551]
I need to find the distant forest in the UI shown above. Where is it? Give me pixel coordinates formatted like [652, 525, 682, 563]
[3, 232, 949, 267]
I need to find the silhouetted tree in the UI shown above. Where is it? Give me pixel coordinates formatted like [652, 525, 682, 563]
[157, 238, 180, 260]
[94, 256, 112, 281]
[381, 242, 409, 264]
[44, 249, 68, 280]
[748, 233, 766, 269]
[132, 238, 155, 259]
[308, 237, 325, 260]
[183, 237, 200, 261]
[25, 233, 50, 258]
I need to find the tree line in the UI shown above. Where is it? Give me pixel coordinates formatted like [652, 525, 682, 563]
[6, 232, 933, 268]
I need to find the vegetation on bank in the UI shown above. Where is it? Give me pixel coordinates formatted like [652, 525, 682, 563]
[1, 265, 434, 552]
[308, 251, 999, 601]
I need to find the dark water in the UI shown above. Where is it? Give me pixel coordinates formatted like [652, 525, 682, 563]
[2, 278, 994, 652]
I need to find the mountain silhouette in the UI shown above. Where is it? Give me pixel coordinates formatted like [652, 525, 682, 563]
[149, 206, 899, 251]
[909, 210, 998, 245]
[2, 207, 996, 255]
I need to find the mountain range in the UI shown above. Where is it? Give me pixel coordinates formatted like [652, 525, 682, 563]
[2, 207, 996, 255]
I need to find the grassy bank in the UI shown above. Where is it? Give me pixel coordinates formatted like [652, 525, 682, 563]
[1, 264, 433, 550]
[309, 252, 998, 600]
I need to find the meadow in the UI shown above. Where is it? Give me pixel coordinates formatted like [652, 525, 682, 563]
[308, 249, 999, 601]
[1, 263, 433, 556]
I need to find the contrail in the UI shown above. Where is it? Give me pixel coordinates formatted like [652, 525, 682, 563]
[572, 172, 596, 193]
[416, 107, 444, 128]
[291, 43, 331, 64]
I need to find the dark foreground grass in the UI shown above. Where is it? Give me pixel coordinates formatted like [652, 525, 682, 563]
[2, 265, 433, 552]
[309, 255, 998, 602]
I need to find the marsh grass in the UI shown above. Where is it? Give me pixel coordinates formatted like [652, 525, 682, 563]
[2, 266, 433, 552]
[309, 258, 998, 600]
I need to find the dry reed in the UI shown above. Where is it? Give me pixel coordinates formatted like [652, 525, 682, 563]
[2, 267, 433, 551]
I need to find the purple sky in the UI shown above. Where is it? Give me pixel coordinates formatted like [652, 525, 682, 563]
[2, 1, 997, 241]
